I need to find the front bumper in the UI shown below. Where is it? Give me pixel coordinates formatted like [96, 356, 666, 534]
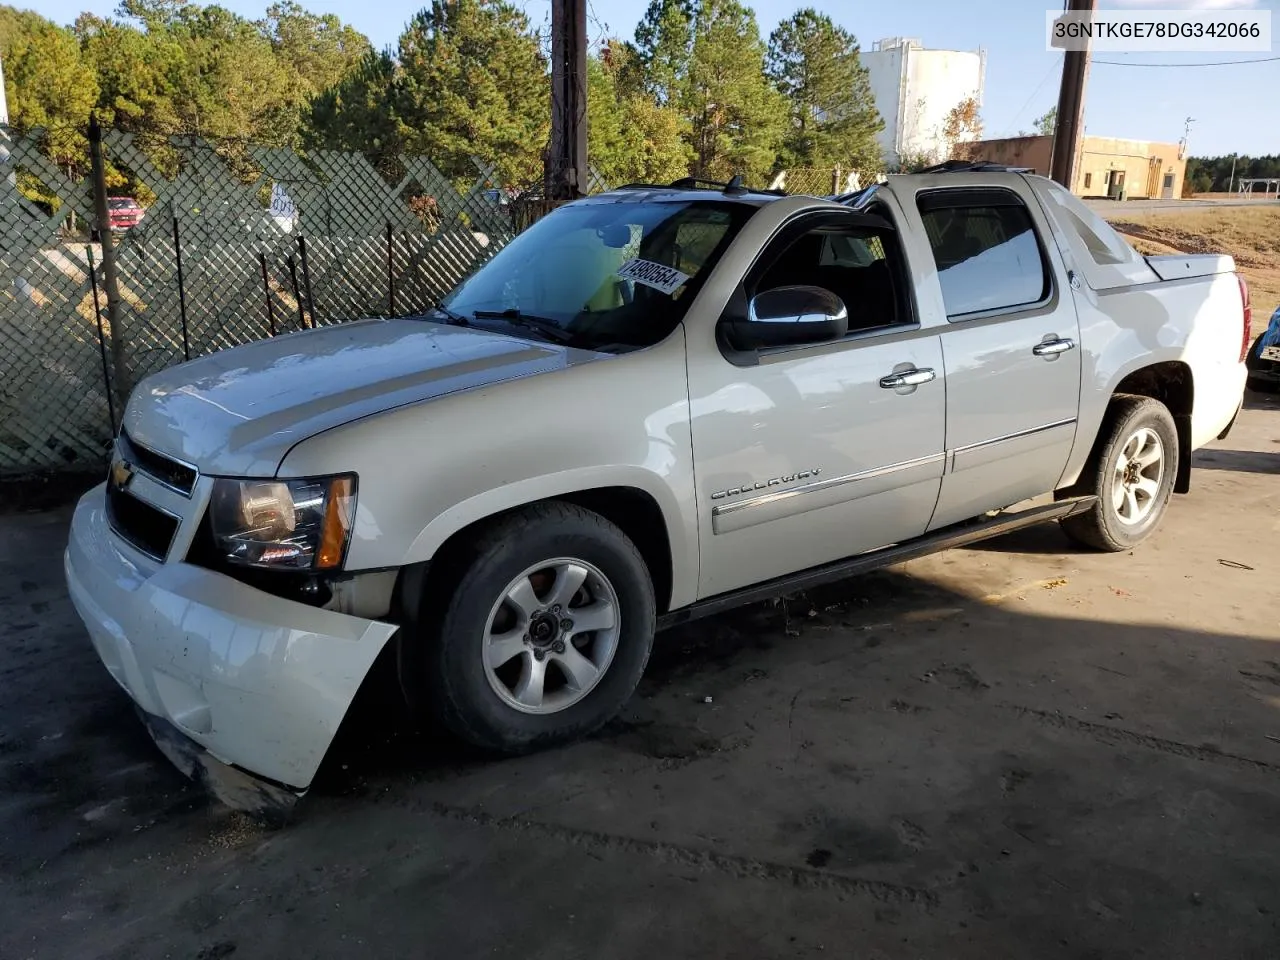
[64, 483, 399, 794]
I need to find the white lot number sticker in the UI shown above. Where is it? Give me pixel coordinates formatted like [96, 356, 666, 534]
[616, 258, 690, 295]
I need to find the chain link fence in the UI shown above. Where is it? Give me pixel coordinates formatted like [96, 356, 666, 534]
[0, 124, 606, 477]
[766, 166, 867, 196]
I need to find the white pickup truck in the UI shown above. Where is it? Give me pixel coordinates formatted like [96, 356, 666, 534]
[64, 166, 1251, 809]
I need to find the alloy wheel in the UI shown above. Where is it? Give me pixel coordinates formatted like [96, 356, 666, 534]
[482, 558, 621, 714]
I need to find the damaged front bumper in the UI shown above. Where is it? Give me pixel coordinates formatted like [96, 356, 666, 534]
[64, 484, 399, 811]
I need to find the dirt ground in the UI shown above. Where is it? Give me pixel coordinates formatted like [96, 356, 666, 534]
[1104, 205, 1280, 312]
[2, 392, 1279, 960]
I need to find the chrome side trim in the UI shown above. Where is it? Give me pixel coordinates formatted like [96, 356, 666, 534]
[711, 451, 948, 520]
[950, 418, 1077, 457]
[709, 419, 1079, 527]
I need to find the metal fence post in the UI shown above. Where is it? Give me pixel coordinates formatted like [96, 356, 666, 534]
[86, 245, 118, 434]
[386, 222, 396, 316]
[297, 235, 316, 327]
[88, 116, 130, 414]
[260, 252, 277, 336]
[287, 255, 306, 330]
[171, 210, 191, 361]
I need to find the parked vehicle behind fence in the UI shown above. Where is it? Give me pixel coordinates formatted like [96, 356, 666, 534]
[107, 197, 144, 232]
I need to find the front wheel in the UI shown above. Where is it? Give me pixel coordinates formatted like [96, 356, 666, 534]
[418, 502, 655, 753]
[1060, 395, 1179, 552]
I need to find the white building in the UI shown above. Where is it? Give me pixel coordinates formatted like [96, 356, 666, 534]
[862, 37, 986, 169]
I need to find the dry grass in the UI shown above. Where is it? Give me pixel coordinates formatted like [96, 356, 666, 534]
[1104, 206, 1280, 313]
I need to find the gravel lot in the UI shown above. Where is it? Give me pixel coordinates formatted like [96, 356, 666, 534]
[3, 391, 1279, 960]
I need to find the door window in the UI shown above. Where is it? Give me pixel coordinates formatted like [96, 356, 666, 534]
[749, 218, 910, 336]
[917, 191, 1049, 319]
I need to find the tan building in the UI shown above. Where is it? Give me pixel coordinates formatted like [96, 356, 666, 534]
[963, 134, 1186, 200]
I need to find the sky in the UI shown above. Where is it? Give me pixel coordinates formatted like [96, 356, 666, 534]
[31, 0, 1280, 157]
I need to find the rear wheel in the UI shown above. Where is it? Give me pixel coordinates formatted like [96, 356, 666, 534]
[1060, 395, 1178, 552]
[418, 502, 655, 753]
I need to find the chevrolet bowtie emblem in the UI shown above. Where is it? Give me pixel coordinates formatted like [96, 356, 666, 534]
[111, 458, 135, 489]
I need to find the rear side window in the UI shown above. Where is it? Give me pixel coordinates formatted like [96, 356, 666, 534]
[917, 190, 1049, 318]
[1033, 179, 1159, 291]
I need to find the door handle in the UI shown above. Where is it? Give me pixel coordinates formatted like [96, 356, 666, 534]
[1033, 338, 1076, 357]
[879, 367, 936, 389]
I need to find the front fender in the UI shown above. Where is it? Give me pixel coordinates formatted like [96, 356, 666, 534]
[400, 464, 696, 610]
[276, 330, 699, 610]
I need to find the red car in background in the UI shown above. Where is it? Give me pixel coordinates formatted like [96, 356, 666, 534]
[107, 197, 145, 232]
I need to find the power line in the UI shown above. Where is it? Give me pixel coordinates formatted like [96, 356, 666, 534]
[1003, 61, 1062, 137]
[1093, 56, 1280, 67]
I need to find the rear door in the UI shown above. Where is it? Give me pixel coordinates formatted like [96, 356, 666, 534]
[907, 184, 1083, 530]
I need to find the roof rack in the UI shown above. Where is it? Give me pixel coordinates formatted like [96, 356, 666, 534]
[617, 175, 787, 197]
[913, 159, 1036, 174]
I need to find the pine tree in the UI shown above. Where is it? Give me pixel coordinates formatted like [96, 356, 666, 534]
[588, 42, 690, 186]
[767, 9, 883, 174]
[0, 10, 98, 173]
[683, 0, 786, 183]
[260, 2, 371, 104]
[394, 0, 549, 186]
[632, 0, 693, 107]
[305, 49, 403, 175]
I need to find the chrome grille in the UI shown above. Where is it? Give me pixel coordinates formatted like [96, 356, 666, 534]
[116, 430, 198, 497]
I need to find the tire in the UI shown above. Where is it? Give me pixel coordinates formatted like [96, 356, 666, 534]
[418, 501, 655, 753]
[1059, 395, 1179, 552]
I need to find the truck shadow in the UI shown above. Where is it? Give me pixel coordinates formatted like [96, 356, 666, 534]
[1192, 448, 1280, 474]
[1243, 388, 1280, 411]
[957, 521, 1080, 556]
[313, 558, 1280, 799]
[314, 570, 962, 793]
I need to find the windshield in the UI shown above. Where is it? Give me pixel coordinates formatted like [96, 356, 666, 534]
[438, 198, 754, 351]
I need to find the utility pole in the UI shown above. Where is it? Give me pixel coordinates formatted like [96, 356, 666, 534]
[547, 0, 587, 202]
[1179, 116, 1195, 158]
[1049, 0, 1096, 191]
[1227, 154, 1237, 193]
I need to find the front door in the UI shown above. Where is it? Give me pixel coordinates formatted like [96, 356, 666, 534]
[1161, 173, 1175, 199]
[908, 185, 1083, 531]
[687, 210, 947, 599]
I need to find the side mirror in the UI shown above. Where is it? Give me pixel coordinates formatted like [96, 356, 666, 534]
[723, 285, 848, 350]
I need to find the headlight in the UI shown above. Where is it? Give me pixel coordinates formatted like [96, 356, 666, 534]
[208, 474, 357, 570]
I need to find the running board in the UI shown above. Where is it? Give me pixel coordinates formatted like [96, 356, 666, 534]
[657, 496, 1097, 630]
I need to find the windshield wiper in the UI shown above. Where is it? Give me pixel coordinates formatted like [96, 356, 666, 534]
[470, 308, 578, 345]
[423, 301, 471, 327]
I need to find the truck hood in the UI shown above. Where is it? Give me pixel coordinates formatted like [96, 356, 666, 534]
[121, 317, 602, 476]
